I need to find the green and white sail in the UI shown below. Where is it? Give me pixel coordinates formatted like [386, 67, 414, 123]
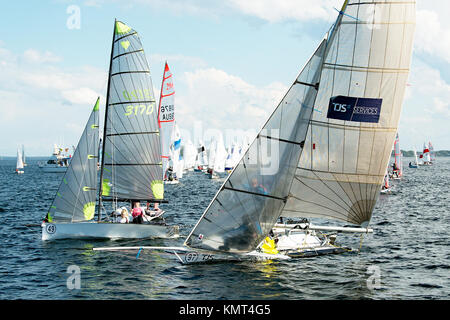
[46, 98, 100, 223]
[185, 0, 415, 253]
[99, 20, 163, 203]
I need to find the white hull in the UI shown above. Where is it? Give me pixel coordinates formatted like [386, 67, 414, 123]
[164, 179, 180, 184]
[42, 221, 179, 241]
[39, 166, 68, 173]
[93, 225, 351, 264]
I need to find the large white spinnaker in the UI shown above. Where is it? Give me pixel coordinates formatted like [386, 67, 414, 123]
[281, 0, 416, 227]
[158, 62, 175, 179]
[185, 0, 416, 254]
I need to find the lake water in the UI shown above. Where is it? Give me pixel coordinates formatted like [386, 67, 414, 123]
[0, 157, 448, 300]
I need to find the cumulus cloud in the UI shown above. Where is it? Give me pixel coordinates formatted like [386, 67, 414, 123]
[0, 45, 106, 155]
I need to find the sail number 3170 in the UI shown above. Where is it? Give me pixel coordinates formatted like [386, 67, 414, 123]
[124, 104, 154, 116]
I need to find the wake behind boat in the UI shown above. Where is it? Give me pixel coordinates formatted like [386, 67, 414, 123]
[42, 20, 180, 241]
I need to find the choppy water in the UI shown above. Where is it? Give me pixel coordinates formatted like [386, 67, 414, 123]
[0, 157, 449, 300]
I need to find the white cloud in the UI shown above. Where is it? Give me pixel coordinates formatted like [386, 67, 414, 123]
[23, 49, 62, 64]
[0, 45, 106, 156]
[174, 67, 287, 144]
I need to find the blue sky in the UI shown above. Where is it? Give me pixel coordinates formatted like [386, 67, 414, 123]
[0, 0, 449, 156]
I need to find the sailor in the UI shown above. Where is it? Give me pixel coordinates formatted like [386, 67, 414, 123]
[131, 201, 144, 224]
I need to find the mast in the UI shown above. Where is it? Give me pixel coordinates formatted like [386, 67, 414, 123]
[97, 19, 117, 222]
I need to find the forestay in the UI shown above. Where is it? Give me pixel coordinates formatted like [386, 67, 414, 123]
[99, 21, 163, 202]
[282, 0, 416, 226]
[47, 98, 99, 223]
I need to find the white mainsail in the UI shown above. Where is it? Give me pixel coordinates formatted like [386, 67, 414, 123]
[158, 62, 175, 179]
[16, 148, 24, 172]
[185, 0, 416, 253]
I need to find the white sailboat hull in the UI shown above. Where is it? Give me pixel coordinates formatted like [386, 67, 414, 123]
[41, 222, 179, 241]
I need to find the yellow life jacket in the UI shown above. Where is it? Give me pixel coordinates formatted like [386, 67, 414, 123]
[261, 237, 278, 255]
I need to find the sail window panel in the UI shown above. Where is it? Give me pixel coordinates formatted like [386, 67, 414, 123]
[310, 123, 329, 172]
[356, 130, 374, 175]
[328, 126, 344, 172]
[368, 23, 389, 70]
[104, 134, 160, 166]
[226, 137, 297, 199]
[106, 104, 158, 136]
[342, 127, 359, 174]
[298, 125, 312, 170]
[108, 73, 155, 106]
[278, 85, 308, 141]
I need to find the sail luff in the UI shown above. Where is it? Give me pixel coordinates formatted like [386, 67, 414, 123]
[97, 19, 117, 221]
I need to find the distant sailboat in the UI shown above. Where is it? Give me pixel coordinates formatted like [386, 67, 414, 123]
[16, 148, 24, 174]
[409, 148, 418, 168]
[428, 141, 435, 163]
[95, 0, 416, 263]
[392, 133, 402, 179]
[42, 21, 180, 241]
[419, 142, 432, 166]
[158, 62, 175, 181]
[22, 145, 27, 167]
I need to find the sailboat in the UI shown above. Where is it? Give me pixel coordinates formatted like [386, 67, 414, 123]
[16, 148, 24, 174]
[428, 141, 435, 163]
[94, 0, 416, 263]
[22, 145, 27, 167]
[165, 122, 182, 184]
[380, 169, 391, 194]
[207, 133, 227, 179]
[41, 20, 180, 241]
[419, 142, 432, 166]
[409, 148, 418, 168]
[392, 133, 402, 179]
[158, 62, 175, 181]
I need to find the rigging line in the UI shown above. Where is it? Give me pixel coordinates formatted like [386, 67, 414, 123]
[109, 100, 156, 106]
[292, 175, 359, 222]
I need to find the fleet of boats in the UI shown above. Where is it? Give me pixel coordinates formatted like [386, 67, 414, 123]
[10, 1, 438, 264]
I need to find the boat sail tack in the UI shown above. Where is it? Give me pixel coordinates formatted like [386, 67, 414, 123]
[42, 20, 179, 240]
[94, 1, 416, 261]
